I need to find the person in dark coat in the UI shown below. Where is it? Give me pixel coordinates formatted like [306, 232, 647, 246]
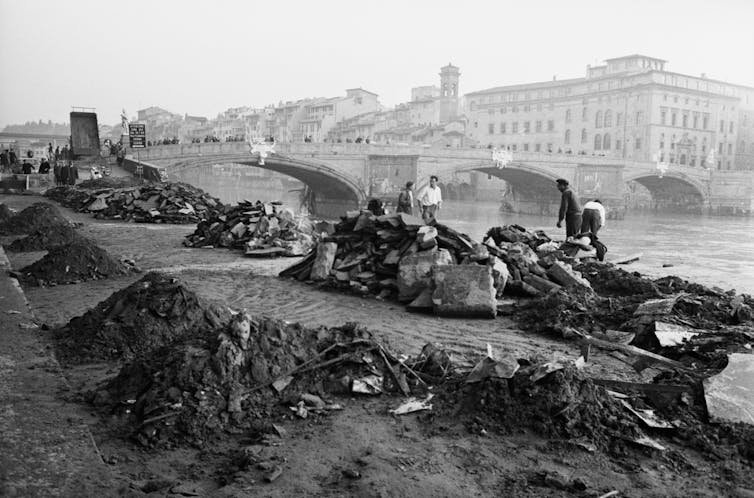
[59, 163, 69, 185]
[53, 162, 62, 185]
[54, 146, 60, 161]
[38, 159, 51, 174]
[66, 163, 78, 185]
[22, 161, 33, 174]
[555, 178, 582, 238]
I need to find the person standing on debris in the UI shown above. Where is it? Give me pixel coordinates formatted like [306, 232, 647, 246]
[581, 199, 606, 235]
[417, 175, 442, 224]
[396, 181, 415, 215]
[555, 178, 582, 238]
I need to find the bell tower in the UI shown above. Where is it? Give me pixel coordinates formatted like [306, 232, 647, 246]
[439, 63, 460, 123]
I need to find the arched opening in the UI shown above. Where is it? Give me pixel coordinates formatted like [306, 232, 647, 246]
[626, 174, 706, 214]
[594, 134, 602, 150]
[604, 110, 612, 127]
[474, 164, 561, 215]
[164, 155, 365, 218]
[603, 133, 611, 150]
[595, 110, 603, 128]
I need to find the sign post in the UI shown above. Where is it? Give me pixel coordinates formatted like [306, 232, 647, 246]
[128, 124, 146, 179]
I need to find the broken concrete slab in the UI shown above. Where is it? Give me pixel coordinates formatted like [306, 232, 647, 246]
[654, 321, 700, 347]
[397, 248, 452, 302]
[489, 256, 509, 298]
[546, 261, 592, 290]
[432, 264, 496, 318]
[310, 242, 338, 281]
[407, 288, 433, 311]
[704, 353, 754, 425]
[634, 294, 685, 317]
[523, 274, 562, 294]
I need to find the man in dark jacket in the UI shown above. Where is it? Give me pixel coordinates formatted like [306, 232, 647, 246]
[22, 161, 33, 174]
[39, 159, 51, 174]
[555, 178, 582, 238]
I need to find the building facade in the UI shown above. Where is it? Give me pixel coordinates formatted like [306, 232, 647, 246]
[464, 55, 754, 170]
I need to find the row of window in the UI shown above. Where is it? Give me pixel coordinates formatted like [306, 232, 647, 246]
[487, 120, 556, 134]
[659, 108, 711, 130]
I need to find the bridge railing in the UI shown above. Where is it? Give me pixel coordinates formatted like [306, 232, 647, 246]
[134, 141, 723, 181]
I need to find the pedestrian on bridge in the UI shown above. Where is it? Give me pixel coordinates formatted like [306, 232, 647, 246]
[555, 178, 582, 238]
[417, 175, 442, 225]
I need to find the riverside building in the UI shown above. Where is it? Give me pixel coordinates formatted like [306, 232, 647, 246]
[464, 55, 754, 171]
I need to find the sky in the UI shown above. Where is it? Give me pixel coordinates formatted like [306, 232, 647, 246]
[1, 0, 753, 128]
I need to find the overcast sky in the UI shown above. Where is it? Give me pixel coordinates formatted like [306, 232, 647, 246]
[1, 0, 753, 128]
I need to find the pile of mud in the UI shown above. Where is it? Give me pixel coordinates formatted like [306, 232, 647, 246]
[15, 239, 133, 287]
[0, 203, 13, 223]
[77, 177, 144, 189]
[92, 315, 380, 446]
[576, 261, 662, 298]
[4, 224, 88, 252]
[515, 287, 634, 337]
[0, 202, 72, 235]
[430, 365, 640, 450]
[55, 272, 231, 363]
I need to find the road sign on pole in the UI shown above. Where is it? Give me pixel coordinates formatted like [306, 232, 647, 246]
[128, 124, 146, 149]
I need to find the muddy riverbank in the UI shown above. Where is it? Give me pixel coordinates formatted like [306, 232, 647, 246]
[1, 193, 752, 497]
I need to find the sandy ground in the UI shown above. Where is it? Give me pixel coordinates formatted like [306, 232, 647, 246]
[2, 193, 752, 497]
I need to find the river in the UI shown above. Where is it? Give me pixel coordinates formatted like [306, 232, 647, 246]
[172, 168, 754, 295]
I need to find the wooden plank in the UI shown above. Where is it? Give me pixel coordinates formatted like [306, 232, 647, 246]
[581, 336, 688, 370]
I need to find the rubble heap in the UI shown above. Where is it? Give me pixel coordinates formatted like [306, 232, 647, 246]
[4, 224, 89, 252]
[76, 177, 144, 189]
[0, 203, 13, 223]
[281, 217, 594, 317]
[183, 200, 317, 257]
[0, 202, 73, 235]
[45, 181, 223, 224]
[14, 239, 135, 287]
[432, 363, 640, 450]
[54, 272, 231, 364]
[91, 313, 435, 447]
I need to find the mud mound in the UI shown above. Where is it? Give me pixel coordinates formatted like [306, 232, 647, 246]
[77, 177, 144, 189]
[515, 288, 635, 336]
[431, 365, 640, 450]
[54, 272, 231, 363]
[16, 239, 132, 287]
[0, 203, 13, 223]
[577, 261, 661, 298]
[0, 202, 71, 235]
[93, 316, 377, 446]
[4, 224, 88, 252]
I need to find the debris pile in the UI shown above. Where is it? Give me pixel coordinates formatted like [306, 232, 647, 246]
[4, 224, 88, 252]
[91, 311, 446, 446]
[0, 202, 73, 235]
[54, 271, 231, 363]
[281, 217, 594, 317]
[183, 200, 317, 257]
[432, 361, 643, 450]
[13, 239, 134, 287]
[45, 181, 222, 224]
[76, 177, 144, 189]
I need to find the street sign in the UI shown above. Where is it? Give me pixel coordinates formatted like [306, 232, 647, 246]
[128, 123, 146, 149]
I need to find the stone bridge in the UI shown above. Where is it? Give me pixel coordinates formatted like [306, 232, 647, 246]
[131, 142, 753, 216]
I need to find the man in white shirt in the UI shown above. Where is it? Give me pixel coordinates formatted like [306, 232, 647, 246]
[580, 199, 606, 234]
[417, 175, 442, 224]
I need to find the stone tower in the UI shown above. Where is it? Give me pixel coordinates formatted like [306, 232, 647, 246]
[439, 63, 460, 123]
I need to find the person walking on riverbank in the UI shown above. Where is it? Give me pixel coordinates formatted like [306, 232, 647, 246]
[417, 175, 442, 224]
[396, 181, 415, 215]
[581, 199, 606, 235]
[555, 178, 582, 238]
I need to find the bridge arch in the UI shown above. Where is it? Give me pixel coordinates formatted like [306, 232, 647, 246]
[624, 170, 709, 210]
[156, 153, 366, 218]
